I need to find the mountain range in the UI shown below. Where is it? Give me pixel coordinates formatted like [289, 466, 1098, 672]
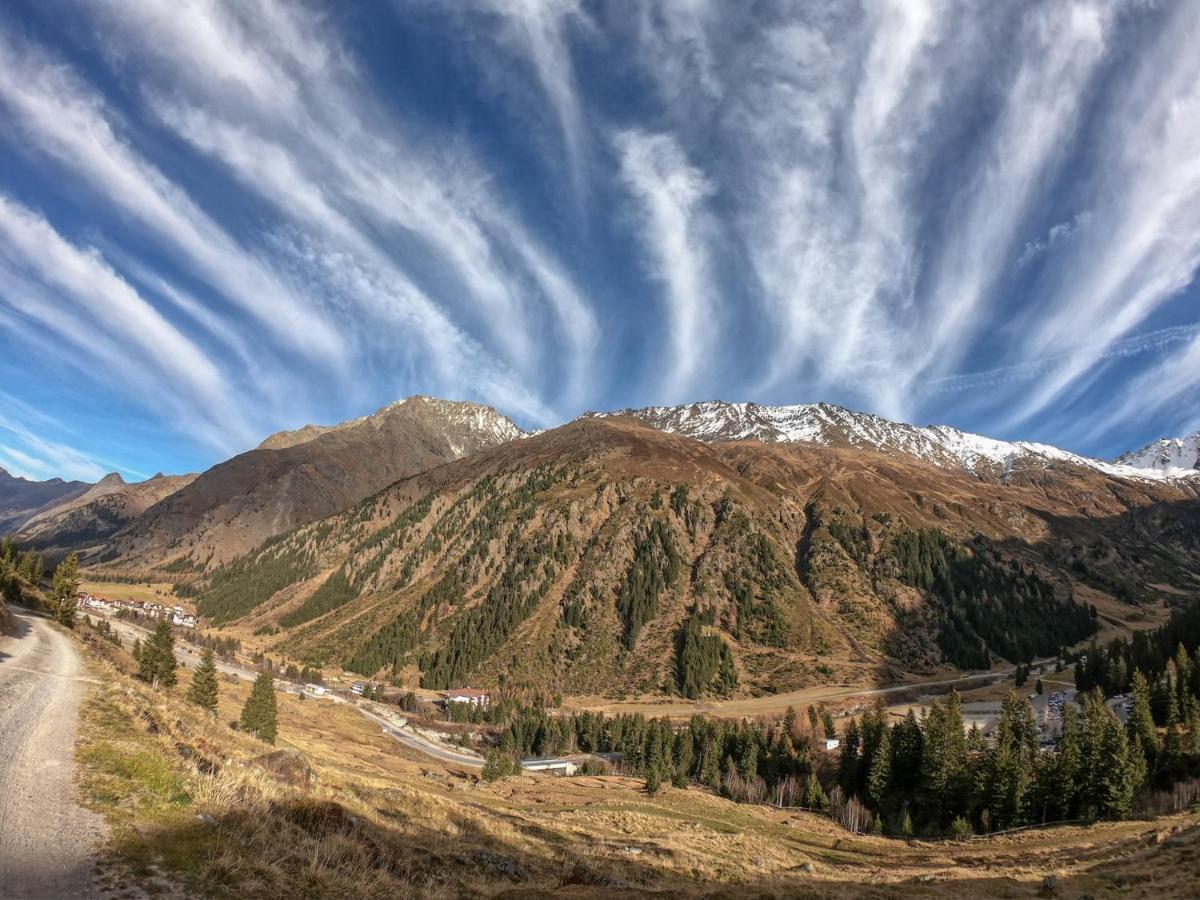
[164, 412, 1199, 696]
[0, 467, 90, 536]
[6, 396, 1199, 697]
[8, 396, 1197, 571]
[593, 401, 1197, 482]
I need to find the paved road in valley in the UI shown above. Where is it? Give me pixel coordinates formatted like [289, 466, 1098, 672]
[355, 705, 483, 769]
[0, 608, 107, 899]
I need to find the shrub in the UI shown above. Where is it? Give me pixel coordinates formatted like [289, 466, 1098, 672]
[482, 750, 521, 782]
[950, 816, 973, 841]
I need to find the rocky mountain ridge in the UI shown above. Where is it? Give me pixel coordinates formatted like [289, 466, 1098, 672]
[15, 471, 198, 556]
[97, 395, 525, 568]
[0, 466, 90, 535]
[1115, 432, 1200, 477]
[594, 401, 1198, 482]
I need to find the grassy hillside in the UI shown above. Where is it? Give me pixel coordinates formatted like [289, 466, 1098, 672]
[170, 418, 1200, 697]
[71, 613, 1200, 898]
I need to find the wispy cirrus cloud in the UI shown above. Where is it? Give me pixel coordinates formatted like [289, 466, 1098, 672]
[90, 0, 595, 417]
[0, 195, 254, 453]
[1, 0, 1199, 479]
[615, 131, 718, 401]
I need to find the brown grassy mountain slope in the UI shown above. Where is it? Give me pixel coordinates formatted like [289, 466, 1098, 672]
[176, 417, 1200, 698]
[0, 466, 90, 534]
[16, 471, 196, 557]
[97, 396, 524, 570]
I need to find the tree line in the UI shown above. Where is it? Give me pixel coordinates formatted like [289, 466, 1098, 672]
[1073, 600, 1200, 708]
[886, 528, 1096, 669]
[471, 681, 1198, 838]
[0, 537, 45, 610]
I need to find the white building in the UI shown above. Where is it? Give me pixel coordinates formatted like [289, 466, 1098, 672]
[444, 688, 490, 707]
[521, 758, 578, 776]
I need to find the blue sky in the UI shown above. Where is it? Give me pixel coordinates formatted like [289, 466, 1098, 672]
[1, 1, 1198, 483]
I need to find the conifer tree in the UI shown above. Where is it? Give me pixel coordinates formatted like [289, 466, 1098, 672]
[138, 620, 177, 688]
[866, 726, 892, 808]
[838, 720, 861, 794]
[49, 552, 79, 627]
[1128, 670, 1158, 763]
[240, 672, 278, 743]
[188, 648, 219, 712]
[920, 691, 969, 825]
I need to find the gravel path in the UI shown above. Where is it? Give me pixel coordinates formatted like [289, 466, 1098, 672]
[0, 609, 108, 900]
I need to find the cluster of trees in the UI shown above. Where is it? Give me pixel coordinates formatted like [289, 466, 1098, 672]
[83, 615, 122, 647]
[888, 529, 1095, 669]
[129, 618, 278, 743]
[0, 538, 45, 610]
[185, 630, 241, 659]
[469, 681, 1199, 839]
[721, 519, 791, 647]
[675, 609, 737, 698]
[191, 532, 315, 623]
[280, 566, 355, 628]
[836, 689, 1198, 837]
[346, 570, 464, 676]
[827, 514, 873, 569]
[1074, 601, 1200, 705]
[1126, 669, 1200, 787]
[489, 700, 833, 803]
[421, 531, 560, 689]
[617, 519, 681, 649]
[282, 663, 325, 685]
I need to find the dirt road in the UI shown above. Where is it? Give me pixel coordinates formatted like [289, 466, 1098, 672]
[0, 609, 107, 899]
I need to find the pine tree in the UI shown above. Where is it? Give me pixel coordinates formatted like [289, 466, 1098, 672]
[1187, 700, 1200, 755]
[1099, 717, 1142, 819]
[240, 672, 278, 744]
[866, 726, 892, 808]
[138, 620, 177, 688]
[50, 552, 79, 627]
[839, 720, 861, 794]
[188, 648, 219, 712]
[920, 691, 969, 826]
[1128, 670, 1158, 764]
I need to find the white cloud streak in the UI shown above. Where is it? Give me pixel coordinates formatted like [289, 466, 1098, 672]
[0, 33, 344, 365]
[3, 0, 1199, 476]
[87, 0, 596, 418]
[0, 195, 254, 453]
[616, 131, 718, 401]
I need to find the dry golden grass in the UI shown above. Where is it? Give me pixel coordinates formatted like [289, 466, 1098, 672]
[72, 631, 1200, 899]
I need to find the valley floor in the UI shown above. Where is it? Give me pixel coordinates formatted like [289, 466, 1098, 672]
[63, 621, 1200, 899]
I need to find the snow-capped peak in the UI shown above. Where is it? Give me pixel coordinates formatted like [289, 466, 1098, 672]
[1114, 433, 1200, 478]
[593, 400, 1195, 483]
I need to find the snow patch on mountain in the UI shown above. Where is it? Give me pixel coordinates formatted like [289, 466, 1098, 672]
[595, 401, 1195, 482]
[1115, 433, 1200, 477]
